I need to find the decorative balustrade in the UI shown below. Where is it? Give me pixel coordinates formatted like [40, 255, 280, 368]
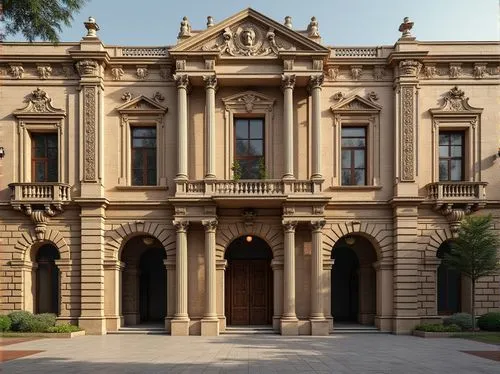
[9, 182, 71, 203]
[426, 182, 487, 201]
[333, 48, 378, 57]
[122, 47, 168, 57]
[177, 179, 318, 196]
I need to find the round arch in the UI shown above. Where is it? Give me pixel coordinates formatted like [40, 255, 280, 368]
[425, 227, 453, 258]
[14, 228, 70, 262]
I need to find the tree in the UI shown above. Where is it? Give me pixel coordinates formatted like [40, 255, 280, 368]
[443, 215, 500, 331]
[2, 0, 88, 43]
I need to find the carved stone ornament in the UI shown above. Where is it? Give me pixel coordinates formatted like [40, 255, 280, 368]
[284, 16, 293, 29]
[283, 59, 294, 70]
[16, 88, 65, 114]
[173, 220, 189, 232]
[37, 65, 52, 79]
[176, 60, 186, 71]
[62, 63, 75, 78]
[174, 74, 190, 89]
[153, 92, 165, 102]
[473, 63, 487, 79]
[121, 91, 133, 102]
[202, 22, 296, 57]
[401, 86, 415, 181]
[283, 206, 295, 215]
[440, 204, 472, 237]
[174, 207, 187, 215]
[423, 64, 439, 79]
[83, 86, 97, 181]
[398, 17, 414, 38]
[9, 64, 24, 79]
[449, 63, 462, 79]
[202, 219, 218, 231]
[283, 220, 298, 232]
[111, 66, 124, 81]
[307, 17, 320, 37]
[308, 75, 324, 90]
[207, 16, 215, 28]
[203, 75, 218, 90]
[332, 91, 346, 101]
[239, 94, 258, 112]
[351, 65, 362, 80]
[205, 59, 215, 70]
[136, 67, 149, 80]
[327, 66, 339, 80]
[84, 17, 100, 38]
[159, 65, 171, 80]
[14, 204, 63, 241]
[312, 206, 324, 215]
[399, 60, 421, 76]
[367, 91, 379, 102]
[429, 86, 483, 114]
[373, 65, 385, 80]
[76, 59, 99, 76]
[310, 220, 326, 231]
[312, 59, 323, 71]
[242, 208, 256, 227]
[281, 74, 296, 90]
[178, 16, 192, 38]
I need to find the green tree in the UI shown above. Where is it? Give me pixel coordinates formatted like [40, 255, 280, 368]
[2, 0, 88, 42]
[443, 215, 500, 331]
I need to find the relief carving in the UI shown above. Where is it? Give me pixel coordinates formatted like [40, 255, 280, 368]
[136, 66, 149, 80]
[281, 74, 296, 90]
[373, 65, 385, 80]
[121, 91, 133, 102]
[203, 75, 218, 90]
[83, 86, 96, 181]
[473, 63, 487, 79]
[202, 219, 218, 232]
[310, 220, 326, 231]
[173, 220, 189, 232]
[159, 65, 171, 80]
[174, 74, 190, 89]
[111, 66, 124, 80]
[37, 65, 52, 79]
[76, 59, 98, 76]
[16, 88, 65, 114]
[153, 92, 165, 102]
[401, 86, 415, 181]
[350, 65, 362, 80]
[449, 63, 462, 79]
[399, 60, 421, 76]
[283, 220, 298, 232]
[327, 66, 339, 80]
[423, 64, 438, 79]
[308, 75, 324, 90]
[9, 64, 24, 79]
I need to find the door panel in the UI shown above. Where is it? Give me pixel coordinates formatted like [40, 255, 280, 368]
[250, 261, 268, 325]
[231, 261, 250, 325]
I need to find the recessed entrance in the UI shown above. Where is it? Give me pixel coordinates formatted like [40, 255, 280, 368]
[225, 236, 273, 325]
[35, 244, 60, 314]
[437, 241, 461, 315]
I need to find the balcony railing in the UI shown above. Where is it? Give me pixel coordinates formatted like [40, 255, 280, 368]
[9, 182, 72, 204]
[177, 179, 321, 196]
[426, 181, 487, 201]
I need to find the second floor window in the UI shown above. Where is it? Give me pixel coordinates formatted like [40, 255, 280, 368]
[341, 127, 366, 185]
[439, 132, 464, 181]
[132, 127, 156, 186]
[31, 133, 58, 182]
[235, 118, 264, 179]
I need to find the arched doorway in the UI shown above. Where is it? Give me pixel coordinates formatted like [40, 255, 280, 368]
[35, 244, 60, 314]
[437, 241, 461, 315]
[121, 236, 166, 325]
[225, 236, 273, 325]
[331, 235, 377, 325]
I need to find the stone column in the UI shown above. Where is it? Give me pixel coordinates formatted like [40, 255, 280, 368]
[282, 74, 296, 179]
[164, 259, 176, 333]
[373, 259, 394, 332]
[281, 220, 298, 335]
[174, 74, 189, 180]
[310, 220, 328, 335]
[201, 219, 219, 336]
[271, 259, 284, 332]
[171, 220, 190, 335]
[203, 75, 217, 179]
[309, 75, 324, 180]
[323, 259, 334, 332]
[216, 259, 227, 331]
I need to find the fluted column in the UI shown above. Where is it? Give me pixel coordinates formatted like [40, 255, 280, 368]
[309, 75, 324, 180]
[174, 74, 189, 180]
[281, 220, 298, 335]
[171, 220, 190, 336]
[201, 219, 219, 336]
[310, 220, 325, 319]
[203, 75, 217, 179]
[282, 74, 296, 179]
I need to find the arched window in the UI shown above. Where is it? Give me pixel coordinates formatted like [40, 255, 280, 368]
[437, 241, 461, 315]
[35, 244, 60, 314]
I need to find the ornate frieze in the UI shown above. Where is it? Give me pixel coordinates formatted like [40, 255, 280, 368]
[373, 65, 385, 80]
[76, 59, 99, 76]
[327, 66, 339, 80]
[423, 64, 439, 79]
[9, 64, 24, 79]
[449, 63, 462, 79]
[37, 65, 52, 79]
[136, 66, 149, 80]
[473, 63, 487, 79]
[83, 86, 97, 181]
[401, 86, 415, 181]
[350, 65, 362, 80]
[111, 66, 124, 80]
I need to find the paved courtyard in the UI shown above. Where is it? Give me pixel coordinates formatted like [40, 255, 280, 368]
[1, 333, 499, 373]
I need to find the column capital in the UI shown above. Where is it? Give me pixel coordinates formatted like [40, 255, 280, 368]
[173, 220, 189, 232]
[203, 74, 218, 90]
[281, 74, 296, 90]
[310, 219, 326, 232]
[174, 74, 190, 89]
[202, 219, 218, 232]
[308, 74, 324, 91]
[282, 220, 298, 232]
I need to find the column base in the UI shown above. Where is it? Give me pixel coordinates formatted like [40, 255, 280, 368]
[393, 316, 420, 334]
[273, 316, 281, 332]
[326, 316, 334, 333]
[218, 316, 226, 332]
[164, 317, 173, 333]
[280, 318, 298, 336]
[105, 316, 120, 332]
[78, 317, 106, 335]
[310, 319, 329, 336]
[201, 319, 219, 336]
[171, 319, 190, 336]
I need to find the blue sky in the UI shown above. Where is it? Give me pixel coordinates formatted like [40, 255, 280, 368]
[6, 0, 500, 45]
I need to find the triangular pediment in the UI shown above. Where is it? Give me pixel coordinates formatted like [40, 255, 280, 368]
[170, 8, 329, 58]
[330, 95, 382, 112]
[222, 91, 275, 112]
[116, 95, 168, 114]
[14, 88, 66, 119]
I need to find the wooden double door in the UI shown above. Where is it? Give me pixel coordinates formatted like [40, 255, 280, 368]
[225, 260, 273, 325]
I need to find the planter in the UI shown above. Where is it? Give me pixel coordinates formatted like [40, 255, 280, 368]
[0, 330, 85, 338]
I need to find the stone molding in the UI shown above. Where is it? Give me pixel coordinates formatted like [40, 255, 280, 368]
[13, 228, 70, 262]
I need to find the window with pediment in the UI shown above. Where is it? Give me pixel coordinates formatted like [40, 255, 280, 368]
[330, 93, 382, 187]
[116, 94, 168, 187]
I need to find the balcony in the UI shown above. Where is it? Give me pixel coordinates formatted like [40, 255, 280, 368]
[426, 181, 487, 209]
[9, 182, 72, 210]
[176, 179, 322, 197]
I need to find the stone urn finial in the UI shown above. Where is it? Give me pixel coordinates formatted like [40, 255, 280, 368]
[398, 16, 414, 39]
[307, 16, 320, 37]
[284, 16, 292, 29]
[84, 16, 100, 38]
[207, 16, 214, 28]
[178, 16, 192, 38]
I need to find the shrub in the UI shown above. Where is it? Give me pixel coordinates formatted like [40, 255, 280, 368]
[415, 323, 461, 332]
[46, 324, 81, 333]
[8, 311, 34, 332]
[477, 312, 500, 331]
[0, 315, 12, 332]
[443, 313, 473, 331]
[35, 313, 57, 328]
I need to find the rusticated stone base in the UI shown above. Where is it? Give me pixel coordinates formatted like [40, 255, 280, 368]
[201, 319, 219, 336]
[171, 319, 190, 336]
[310, 319, 329, 336]
[280, 319, 298, 336]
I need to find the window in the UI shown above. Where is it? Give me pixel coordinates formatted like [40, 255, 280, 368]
[341, 127, 366, 185]
[131, 127, 157, 186]
[31, 133, 58, 182]
[235, 118, 264, 179]
[439, 132, 464, 181]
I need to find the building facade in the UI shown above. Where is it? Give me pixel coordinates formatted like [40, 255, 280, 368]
[0, 9, 499, 336]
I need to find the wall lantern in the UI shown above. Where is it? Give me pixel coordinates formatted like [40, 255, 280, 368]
[345, 236, 356, 246]
[0, 147, 4, 159]
[142, 236, 154, 246]
[246, 235, 253, 243]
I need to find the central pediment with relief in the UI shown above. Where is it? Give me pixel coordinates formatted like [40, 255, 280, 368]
[116, 95, 168, 115]
[170, 8, 329, 58]
[330, 94, 382, 113]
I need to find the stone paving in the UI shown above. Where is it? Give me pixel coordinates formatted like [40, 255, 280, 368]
[1, 333, 499, 373]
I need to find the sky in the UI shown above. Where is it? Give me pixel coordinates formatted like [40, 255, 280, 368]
[5, 0, 500, 45]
